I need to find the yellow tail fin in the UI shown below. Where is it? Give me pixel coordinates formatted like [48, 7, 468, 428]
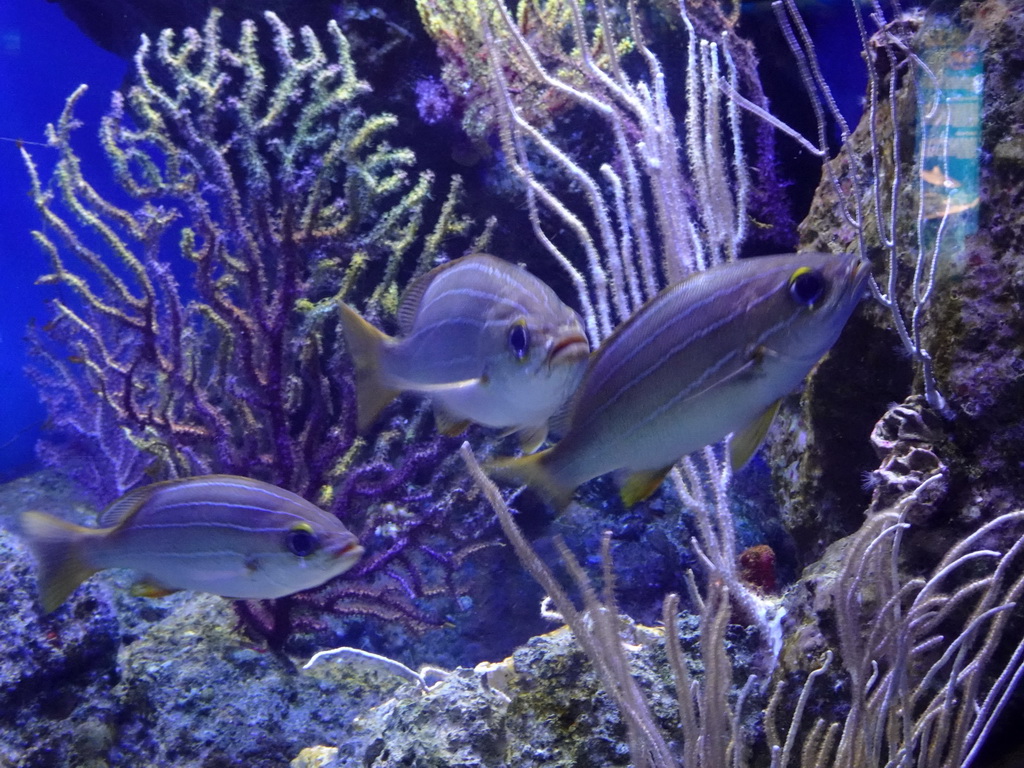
[20, 511, 100, 613]
[487, 450, 576, 511]
[338, 302, 402, 431]
[618, 466, 673, 507]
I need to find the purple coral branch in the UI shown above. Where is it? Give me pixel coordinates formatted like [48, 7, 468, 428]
[25, 11, 497, 648]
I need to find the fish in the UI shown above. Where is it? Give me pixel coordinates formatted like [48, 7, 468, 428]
[491, 252, 871, 508]
[20, 474, 365, 613]
[338, 253, 590, 452]
[920, 165, 962, 190]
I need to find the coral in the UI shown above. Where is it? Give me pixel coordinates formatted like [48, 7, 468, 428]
[0, 475, 121, 765]
[413, 76, 455, 126]
[415, 0, 795, 251]
[414, 0, 606, 141]
[773, 0, 1024, 561]
[350, 623, 695, 768]
[737, 543, 777, 594]
[22, 10, 494, 649]
[47, 0, 341, 59]
[25, 9, 419, 500]
[864, 396, 950, 524]
[112, 594, 405, 766]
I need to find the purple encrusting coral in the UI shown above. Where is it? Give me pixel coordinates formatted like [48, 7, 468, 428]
[414, 76, 455, 125]
[21, 10, 495, 648]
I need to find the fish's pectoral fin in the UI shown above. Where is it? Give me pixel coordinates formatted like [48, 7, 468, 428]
[517, 424, 549, 454]
[434, 406, 471, 437]
[618, 466, 673, 507]
[547, 399, 573, 440]
[19, 511, 101, 613]
[413, 377, 482, 393]
[130, 581, 181, 599]
[729, 399, 782, 470]
[681, 348, 766, 409]
[337, 302, 402, 432]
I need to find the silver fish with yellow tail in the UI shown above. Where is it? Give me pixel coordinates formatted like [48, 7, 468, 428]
[339, 254, 590, 453]
[491, 252, 871, 508]
[20, 475, 364, 613]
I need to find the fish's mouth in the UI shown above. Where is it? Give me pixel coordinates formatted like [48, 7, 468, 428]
[331, 540, 365, 564]
[849, 255, 873, 293]
[547, 333, 590, 366]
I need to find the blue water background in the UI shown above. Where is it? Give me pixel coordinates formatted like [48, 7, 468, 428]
[0, 0, 124, 480]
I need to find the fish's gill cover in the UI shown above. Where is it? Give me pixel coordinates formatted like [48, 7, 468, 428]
[20, 9, 498, 649]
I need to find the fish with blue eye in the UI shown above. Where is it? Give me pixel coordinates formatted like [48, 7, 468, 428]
[338, 254, 591, 453]
[19, 475, 365, 613]
[491, 252, 872, 508]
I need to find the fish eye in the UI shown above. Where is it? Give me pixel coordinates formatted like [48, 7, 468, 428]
[508, 321, 530, 360]
[287, 523, 318, 557]
[789, 267, 827, 307]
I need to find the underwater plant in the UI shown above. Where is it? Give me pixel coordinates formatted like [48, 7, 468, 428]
[415, 0, 795, 253]
[428, 0, 1023, 764]
[464, 439, 1024, 768]
[21, 10, 496, 646]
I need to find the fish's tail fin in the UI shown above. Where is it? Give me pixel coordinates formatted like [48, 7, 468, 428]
[338, 302, 402, 432]
[20, 511, 100, 613]
[486, 451, 575, 511]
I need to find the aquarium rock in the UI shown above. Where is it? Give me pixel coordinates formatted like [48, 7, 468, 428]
[339, 622, 695, 768]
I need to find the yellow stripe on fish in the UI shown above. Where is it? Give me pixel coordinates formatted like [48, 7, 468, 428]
[490, 252, 871, 508]
[20, 475, 364, 613]
[339, 254, 590, 452]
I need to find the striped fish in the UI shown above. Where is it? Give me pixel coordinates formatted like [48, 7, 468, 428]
[20, 475, 364, 612]
[492, 252, 871, 507]
[339, 254, 590, 452]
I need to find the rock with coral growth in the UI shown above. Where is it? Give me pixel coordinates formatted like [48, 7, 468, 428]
[112, 594, 408, 766]
[865, 397, 949, 524]
[0, 473, 121, 765]
[769, 0, 1024, 568]
[340, 617, 761, 768]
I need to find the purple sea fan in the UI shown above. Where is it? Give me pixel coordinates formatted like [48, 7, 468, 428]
[21, 9, 492, 644]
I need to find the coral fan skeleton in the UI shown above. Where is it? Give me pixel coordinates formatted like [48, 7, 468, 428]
[21, 10, 497, 646]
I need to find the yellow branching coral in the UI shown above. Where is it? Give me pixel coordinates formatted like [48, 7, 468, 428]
[21, 9, 479, 499]
[416, 0, 629, 139]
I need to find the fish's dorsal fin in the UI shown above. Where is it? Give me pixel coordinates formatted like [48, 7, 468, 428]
[97, 486, 156, 529]
[397, 269, 435, 336]
[397, 254, 502, 334]
[398, 256, 473, 335]
[618, 465, 673, 507]
[729, 399, 782, 471]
